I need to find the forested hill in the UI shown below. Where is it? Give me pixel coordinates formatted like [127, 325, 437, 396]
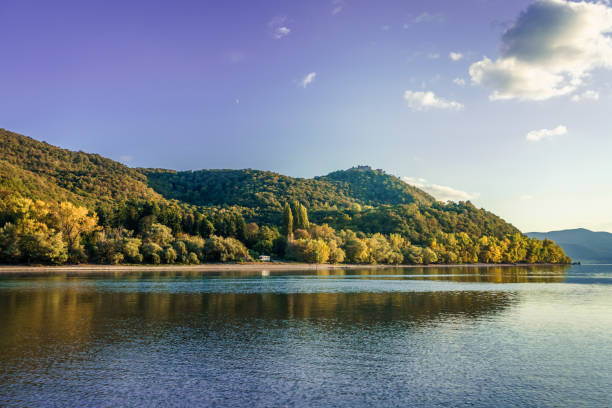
[0, 128, 570, 266]
[142, 166, 434, 210]
[317, 166, 434, 206]
[0, 129, 162, 206]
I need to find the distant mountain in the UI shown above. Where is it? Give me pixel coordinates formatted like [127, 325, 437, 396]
[526, 228, 612, 263]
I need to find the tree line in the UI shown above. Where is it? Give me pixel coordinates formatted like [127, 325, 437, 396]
[0, 192, 570, 265]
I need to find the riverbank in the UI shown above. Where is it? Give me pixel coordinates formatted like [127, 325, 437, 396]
[0, 262, 570, 275]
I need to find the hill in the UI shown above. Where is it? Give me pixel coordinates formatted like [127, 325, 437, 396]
[141, 165, 434, 210]
[317, 166, 434, 206]
[141, 166, 520, 242]
[0, 128, 163, 206]
[526, 228, 612, 263]
[0, 128, 570, 265]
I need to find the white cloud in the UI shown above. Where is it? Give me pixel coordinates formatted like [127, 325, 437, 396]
[469, 0, 612, 101]
[381, 25, 391, 31]
[331, 0, 344, 15]
[526, 125, 567, 142]
[274, 26, 291, 39]
[427, 53, 440, 59]
[301, 72, 316, 88]
[119, 155, 133, 163]
[453, 77, 466, 86]
[404, 90, 464, 111]
[520, 194, 534, 201]
[413, 12, 445, 24]
[571, 89, 600, 102]
[403, 177, 479, 202]
[269, 16, 291, 39]
[449, 52, 463, 61]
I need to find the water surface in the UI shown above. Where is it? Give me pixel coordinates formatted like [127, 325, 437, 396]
[1, 265, 611, 407]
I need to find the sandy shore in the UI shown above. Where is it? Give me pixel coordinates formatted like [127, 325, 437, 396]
[0, 262, 568, 275]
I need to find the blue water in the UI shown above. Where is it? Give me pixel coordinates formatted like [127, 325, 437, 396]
[0, 265, 610, 407]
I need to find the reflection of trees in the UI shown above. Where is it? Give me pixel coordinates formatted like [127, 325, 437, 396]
[323, 265, 569, 283]
[0, 265, 567, 364]
[195, 291, 515, 323]
[20, 264, 569, 283]
[0, 286, 515, 351]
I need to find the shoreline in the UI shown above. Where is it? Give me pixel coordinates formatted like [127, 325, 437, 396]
[0, 262, 571, 275]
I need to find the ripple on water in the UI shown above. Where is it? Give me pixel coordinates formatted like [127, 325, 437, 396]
[0, 265, 611, 407]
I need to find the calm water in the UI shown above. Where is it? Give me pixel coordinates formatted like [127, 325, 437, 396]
[0, 265, 611, 407]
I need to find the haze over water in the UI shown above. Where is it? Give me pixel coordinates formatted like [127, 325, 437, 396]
[1, 265, 611, 407]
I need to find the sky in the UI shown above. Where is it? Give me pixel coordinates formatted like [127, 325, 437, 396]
[2, 0, 612, 233]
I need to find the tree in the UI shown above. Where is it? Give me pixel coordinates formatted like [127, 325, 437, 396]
[204, 235, 250, 262]
[142, 242, 163, 263]
[198, 216, 215, 238]
[122, 238, 143, 263]
[163, 246, 177, 264]
[292, 201, 302, 229]
[366, 233, 402, 264]
[253, 225, 280, 255]
[328, 240, 346, 264]
[0, 220, 68, 265]
[283, 203, 294, 237]
[49, 201, 99, 261]
[423, 247, 438, 264]
[344, 238, 369, 263]
[404, 246, 423, 264]
[142, 223, 174, 246]
[293, 228, 311, 240]
[295, 202, 309, 229]
[305, 239, 330, 263]
[287, 239, 330, 263]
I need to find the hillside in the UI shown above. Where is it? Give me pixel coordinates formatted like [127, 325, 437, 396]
[141, 165, 434, 210]
[0, 128, 570, 265]
[527, 228, 612, 263]
[141, 166, 519, 242]
[0, 129, 162, 206]
[318, 166, 434, 206]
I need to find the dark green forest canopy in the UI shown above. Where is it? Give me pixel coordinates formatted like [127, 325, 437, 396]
[141, 165, 434, 210]
[0, 129, 570, 265]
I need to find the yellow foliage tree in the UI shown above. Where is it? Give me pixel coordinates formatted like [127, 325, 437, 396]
[50, 202, 100, 250]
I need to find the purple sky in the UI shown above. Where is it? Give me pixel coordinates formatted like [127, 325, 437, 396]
[2, 0, 612, 232]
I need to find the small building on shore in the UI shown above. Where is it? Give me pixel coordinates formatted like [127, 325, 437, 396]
[258, 255, 271, 262]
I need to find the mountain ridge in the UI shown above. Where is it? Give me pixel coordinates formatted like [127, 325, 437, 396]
[526, 228, 612, 263]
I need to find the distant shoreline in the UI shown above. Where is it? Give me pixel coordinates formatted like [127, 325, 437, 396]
[0, 262, 570, 275]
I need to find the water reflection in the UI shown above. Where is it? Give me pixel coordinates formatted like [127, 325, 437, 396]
[313, 265, 570, 283]
[0, 289, 515, 334]
[0, 264, 570, 283]
[0, 266, 569, 347]
[1, 265, 611, 407]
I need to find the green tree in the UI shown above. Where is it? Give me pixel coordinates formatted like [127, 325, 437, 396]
[344, 238, 369, 263]
[295, 202, 309, 229]
[283, 203, 294, 237]
[423, 247, 438, 264]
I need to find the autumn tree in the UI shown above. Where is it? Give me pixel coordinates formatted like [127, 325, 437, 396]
[49, 202, 99, 261]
